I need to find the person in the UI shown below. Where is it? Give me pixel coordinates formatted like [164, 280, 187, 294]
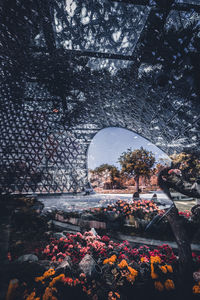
[84, 183, 93, 196]
[133, 189, 141, 201]
[151, 193, 157, 203]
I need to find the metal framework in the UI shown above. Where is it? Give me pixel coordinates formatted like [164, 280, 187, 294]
[0, 0, 200, 194]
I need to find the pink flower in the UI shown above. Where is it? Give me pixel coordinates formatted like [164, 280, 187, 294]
[76, 232, 83, 239]
[119, 254, 127, 259]
[168, 169, 181, 175]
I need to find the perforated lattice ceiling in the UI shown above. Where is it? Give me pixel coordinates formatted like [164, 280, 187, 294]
[0, 0, 200, 194]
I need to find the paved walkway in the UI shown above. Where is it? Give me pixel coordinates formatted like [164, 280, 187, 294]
[38, 192, 172, 212]
[117, 233, 200, 251]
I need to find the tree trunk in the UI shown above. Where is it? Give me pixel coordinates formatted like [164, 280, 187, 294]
[135, 176, 140, 193]
[157, 168, 193, 296]
[166, 205, 193, 297]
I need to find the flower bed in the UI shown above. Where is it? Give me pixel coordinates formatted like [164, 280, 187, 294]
[54, 200, 175, 240]
[102, 199, 161, 220]
[53, 199, 200, 242]
[10, 231, 200, 300]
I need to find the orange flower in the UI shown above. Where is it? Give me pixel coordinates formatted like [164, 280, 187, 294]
[42, 287, 57, 300]
[103, 255, 117, 265]
[26, 292, 37, 300]
[193, 285, 200, 294]
[126, 274, 136, 283]
[150, 256, 161, 264]
[154, 281, 164, 292]
[110, 255, 117, 262]
[141, 256, 148, 263]
[118, 259, 128, 269]
[151, 264, 158, 279]
[166, 265, 173, 273]
[127, 266, 138, 277]
[49, 274, 65, 287]
[115, 292, 120, 298]
[164, 279, 175, 290]
[160, 266, 167, 274]
[35, 268, 55, 282]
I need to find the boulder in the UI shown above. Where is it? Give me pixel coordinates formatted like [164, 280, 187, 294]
[90, 228, 97, 236]
[79, 254, 96, 276]
[56, 256, 72, 272]
[17, 254, 38, 263]
[53, 232, 66, 239]
[193, 271, 200, 282]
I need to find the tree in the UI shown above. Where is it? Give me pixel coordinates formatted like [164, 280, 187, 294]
[157, 150, 200, 297]
[170, 151, 200, 183]
[118, 147, 155, 193]
[91, 164, 121, 189]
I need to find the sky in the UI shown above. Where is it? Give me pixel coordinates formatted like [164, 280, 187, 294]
[87, 127, 171, 170]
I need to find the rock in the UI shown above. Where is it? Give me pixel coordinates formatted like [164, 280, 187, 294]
[17, 254, 38, 263]
[106, 211, 118, 221]
[193, 271, 200, 282]
[53, 232, 66, 239]
[56, 256, 72, 272]
[90, 228, 97, 236]
[80, 213, 94, 220]
[79, 254, 96, 276]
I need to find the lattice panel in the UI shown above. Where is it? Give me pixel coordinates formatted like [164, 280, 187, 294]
[0, 0, 200, 194]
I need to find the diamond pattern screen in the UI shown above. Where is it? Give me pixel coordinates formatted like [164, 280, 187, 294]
[0, 0, 200, 194]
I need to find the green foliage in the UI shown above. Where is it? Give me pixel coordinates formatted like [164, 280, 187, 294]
[170, 151, 200, 182]
[91, 164, 121, 189]
[93, 164, 120, 177]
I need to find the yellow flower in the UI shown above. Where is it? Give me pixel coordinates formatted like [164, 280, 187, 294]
[150, 256, 161, 264]
[154, 281, 164, 292]
[164, 279, 175, 290]
[193, 285, 200, 294]
[118, 259, 128, 269]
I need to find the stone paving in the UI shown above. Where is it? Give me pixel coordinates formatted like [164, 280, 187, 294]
[38, 192, 172, 212]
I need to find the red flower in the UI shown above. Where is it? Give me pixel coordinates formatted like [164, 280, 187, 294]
[102, 235, 110, 242]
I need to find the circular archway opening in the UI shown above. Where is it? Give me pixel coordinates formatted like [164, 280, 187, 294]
[87, 127, 170, 194]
